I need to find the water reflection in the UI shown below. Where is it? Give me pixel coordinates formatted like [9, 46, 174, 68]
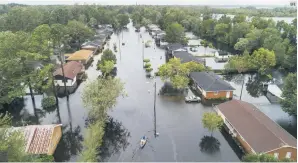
[159, 82, 187, 96]
[245, 75, 270, 98]
[199, 136, 221, 154]
[99, 116, 131, 161]
[54, 125, 83, 162]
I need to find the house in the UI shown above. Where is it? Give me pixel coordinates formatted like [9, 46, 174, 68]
[53, 61, 83, 87]
[66, 50, 93, 65]
[173, 51, 205, 65]
[166, 43, 187, 55]
[215, 100, 297, 161]
[9, 124, 62, 155]
[81, 40, 104, 53]
[189, 71, 235, 99]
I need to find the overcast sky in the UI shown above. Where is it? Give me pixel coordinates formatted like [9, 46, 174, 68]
[0, 0, 292, 6]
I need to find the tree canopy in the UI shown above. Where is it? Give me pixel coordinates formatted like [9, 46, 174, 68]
[202, 112, 223, 135]
[165, 22, 186, 44]
[281, 73, 297, 116]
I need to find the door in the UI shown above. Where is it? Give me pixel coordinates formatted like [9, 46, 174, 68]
[226, 91, 230, 98]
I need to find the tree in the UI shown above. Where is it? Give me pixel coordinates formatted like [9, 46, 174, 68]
[158, 58, 205, 89]
[100, 49, 117, 65]
[165, 22, 186, 44]
[80, 78, 125, 161]
[250, 48, 276, 74]
[281, 73, 297, 116]
[202, 112, 223, 136]
[88, 17, 97, 28]
[234, 38, 249, 52]
[229, 22, 251, 46]
[232, 14, 246, 24]
[98, 61, 115, 77]
[214, 23, 230, 44]
[116, 14, 129, 28]
[66, 20, 94, 49]
[242, 153, 293, 162]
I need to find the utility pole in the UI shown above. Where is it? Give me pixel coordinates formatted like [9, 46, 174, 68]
[58, 46, 68, 96]
[153, 81, 157, 137]
[142, 41, 144, 61]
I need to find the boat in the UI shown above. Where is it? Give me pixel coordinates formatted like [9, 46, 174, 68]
[140, 136, 147, 148]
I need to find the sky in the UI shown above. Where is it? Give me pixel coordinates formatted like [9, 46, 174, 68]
[0, 0, 292, 6]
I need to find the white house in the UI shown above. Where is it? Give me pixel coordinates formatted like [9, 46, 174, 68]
[53, 61, 83, 87]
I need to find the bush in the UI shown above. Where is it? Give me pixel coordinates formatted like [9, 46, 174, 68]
[146, 67, 153, 72]
[41, 96, 56, 109]
[144, 63, 151, 68]
[143, 59, 150, 63]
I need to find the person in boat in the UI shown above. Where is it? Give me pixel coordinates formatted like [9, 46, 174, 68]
[141, 136, 146, 145]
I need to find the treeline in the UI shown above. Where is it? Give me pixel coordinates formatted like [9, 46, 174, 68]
[211, 6, 297, 17]
[129, 6, 297, 72]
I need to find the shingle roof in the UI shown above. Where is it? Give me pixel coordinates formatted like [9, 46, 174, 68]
[167, 43, 185, 51]
[190, 71, 235, 91]
[12, 124, 62, 155]
[173, 51, 205, 64]
[217, 100, 297, 153]
[53, 61, 83, 79]
[66, 50, 93, 61]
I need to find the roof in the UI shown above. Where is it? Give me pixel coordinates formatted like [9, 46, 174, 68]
[267, 84, 284, 99]
[66, 50, 93, 61]
[81, 40, 103, 48]
[167, 43, 185, 51]
[53, 61, 83, 79]
[190, 71, 235, 91]
[173, 51, 205, 64]
[11, 124, 62, 154]
[217, 100, 297, 153]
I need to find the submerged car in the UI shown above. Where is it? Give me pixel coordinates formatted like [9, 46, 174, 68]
[185, 95, 201, 103]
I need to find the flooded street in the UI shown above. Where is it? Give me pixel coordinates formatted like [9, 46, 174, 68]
[8, 21, 295, 162]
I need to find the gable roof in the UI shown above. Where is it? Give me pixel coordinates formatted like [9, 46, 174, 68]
[217, 100, 297, 153]
[173, 51, 205, 64]
[53, 61, 83, 79]
[11, 124, 62, 155]
[190, 71, 235, 91]
[66, 50, 93, 61]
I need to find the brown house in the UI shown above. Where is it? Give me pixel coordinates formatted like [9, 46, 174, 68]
[10, 124, 62, 155]
[215, 100, 297, 161]
[53, 61, 83, 87]
[190, 71, 235, 99]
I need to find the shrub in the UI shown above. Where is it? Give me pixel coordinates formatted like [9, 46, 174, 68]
[143, 59, 150, 63]
[144, 63, 151, 68]
[41, 96, 56, 109]
[146, 67, 153, 72]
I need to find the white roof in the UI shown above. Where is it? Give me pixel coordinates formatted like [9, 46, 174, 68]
[267, 84, 284, 99]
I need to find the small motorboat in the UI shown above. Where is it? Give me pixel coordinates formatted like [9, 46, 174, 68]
[140, 136, 147, 148]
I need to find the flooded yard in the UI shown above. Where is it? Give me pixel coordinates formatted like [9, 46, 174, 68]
[6, 21, 295, 162]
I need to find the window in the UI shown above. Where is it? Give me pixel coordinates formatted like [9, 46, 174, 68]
[214, 91, 219, 95]
[286, 152, 291, 158]
[274, 153, 279, 158]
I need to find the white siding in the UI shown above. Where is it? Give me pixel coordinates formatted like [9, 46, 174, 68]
[54, 76, 76, 87]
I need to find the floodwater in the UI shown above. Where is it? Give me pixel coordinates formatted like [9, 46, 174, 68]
[5, 21, 295, 162]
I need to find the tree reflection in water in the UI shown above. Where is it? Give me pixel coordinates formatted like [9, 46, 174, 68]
[246, 74, 271, 98]
[99, 116, 130, 161]
[199, 136, 221, 154]
[54, 125, 83, 162]
[159, 82, 187, 96]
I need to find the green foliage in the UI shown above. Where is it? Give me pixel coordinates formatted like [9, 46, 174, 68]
[80, 77, 125, 161]
[202, 112, 223, 135]
[250, 48, 276, 74]
[101, 49, 117, 65]
[158, 58, 205, 89]
[145, 67, 153, 72]
[144, 63, 151, 68]
[165, 22, 186, 44]
[98, 60, 115, 77]
[242, 153, 293, 162]
[116, 14, 129, 27]
[66, 20, 94, 47]
[41, 96, 56, 109]
[281, 73, 297, 116]
[143, 59, 150, 62]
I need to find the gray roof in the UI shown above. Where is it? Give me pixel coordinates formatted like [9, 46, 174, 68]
[82, 39, 104, 47]
[190, 72, 235, 91]
[173, 51, 204, 64]
[167, 43, 185, 51]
